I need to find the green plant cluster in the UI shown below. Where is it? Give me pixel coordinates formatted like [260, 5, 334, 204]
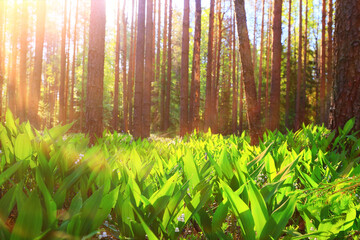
[0, 110, 359, 239]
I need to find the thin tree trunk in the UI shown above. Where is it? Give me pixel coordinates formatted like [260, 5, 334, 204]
[180, 0, 190, 137]
[257, 0, 265, 104]
[18, 1, 28, 123]
[8, 0, 18, 115]
[160, 0, 168, 130]
[253, 0, 257, 74]
[0, 0, 4, 118]
[86, 0, 106, 143]
[155, 0, 161, 120]
[80, 10, 88, 131]
[239, 68, 244, 134]
[326, 0, 333, 126]
[234, 0, 262, 145]
[143, 0, 153, 137]
[65, 4, 72, 124]
[231, 3, 238, 134]
[164, 0, 172, 131]
[112, 0, 121, 131]
[301, 0, 308, 124]
[189, 0, 201, 132]
[204, 0, 215, 132]
[295, 0, 303, 130]
[285, 0, 292, 129]
[268, 0, 283, 131]
[128, 0, 137, 132]
[122, 1, 128, 132]
[319, 0, 326, 124]
[133, 0, 146, 138]
[265, 0, 272, 128]
[70, 0, 79, 124]
[59, 0, 67, 124]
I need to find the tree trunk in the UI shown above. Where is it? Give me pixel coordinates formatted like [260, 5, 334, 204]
[128, 0, 137, 132]
[234, 0, 262, 145]
[18, 1, 28, 123]
[231, 4, 238, 134]
[257, 0, 265, 104]
[164, 0, 172, 131]
[133, 0, 146, 138]
[80, 10, 88, 132]
[295, 0, 303, 130]
[29, 0, 46, 128]
[301, 0, 308, 124]
[204, 0, 215, 132]
[69, 0, 79, 125]
[319, 0, 326, 124]
[285, 0, 292, 129]
[189, 0, 201, 132]
[160, 0, 168, 131]
[122, 1, 128, 132]
[86, 0, 106, 143]
[8, 0, 18, 116]
[265, 0, 272, 129]
[239, 69, 244, 134]
[332, 0, 360, 132]
[0, 0, 4, 118]
[112, 0, 121, 131]
[326, 0, 333, 126]
[143, 0, 153, 137]
[180, 0, 190, 137]
[155, 0, 161, 124]
[59, 0, 67, 124]
[65, 4, 72, 124]
[268, 0, 283, 131]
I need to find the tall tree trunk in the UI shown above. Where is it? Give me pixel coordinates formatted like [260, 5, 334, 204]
[133, 0, 146, 138]
[164, 0, 172, 131]
[128, 0, 137, 132]
[265, 0, 272, 128]
[253, 0, 257, 75]
[112, 0, 121, 131]
[268, 0, 283, 131]
[0, 0, 4, 118]
[65, 4, 72, 124]
[180, 0, 190, 137]
[9, 0, 18, 116]
[122, 2, 128, 132]
[80, 10, 88, 131]
[239, 68, 244, 134]
[18, 1, 28, 123]
[295, 0, 303, 130]
[332, 0, 360, 132]
[319, 0, 326, 124]
[301, 0, 308, 124]
[189, 0, 201, 132]
[70, 0, 79, 124]
[234, 0, 262, 145]
[231, 3, 238, 134]
[160, 0, 168, 131]
[155, 0, 161, 121]
[59, 0, 67, 124]
[285, 0, 292, 129]
[86, 0, 106, 143]
[257, 0, 265, 104]
[29, 0, 46, 128]
[143, 0, 153, 137]
[204, 0, 215, 132]
[326, 0, 333, 126]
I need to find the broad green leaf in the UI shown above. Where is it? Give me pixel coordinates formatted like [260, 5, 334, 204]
[183, 149, 200, 190]
[14, 134, 33, 162]
[0, 161, 23, 186]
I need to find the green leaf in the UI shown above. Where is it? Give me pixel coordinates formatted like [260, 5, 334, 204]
[183, 149, 200, 190]
[11, 192, 43, 240]
[0, 161, 24, 186]
[14, 134, 33, 162]
[212, 200, 229, 232]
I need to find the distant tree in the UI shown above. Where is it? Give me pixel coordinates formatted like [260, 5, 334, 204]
[231, 3, 238, 134]
[189, 0, 201, 132]
[164, 0, 172, 131]
[80, 7, 88, 131]
[128, 0, 137, 132]
[332, 0, 360, 132]
[257, 0, 265, 105]
[285, 0, 292, 129]
[0, 0, 4, 117]
[86, 0, 106, 143]
[319, 0, 326, 124]
[295, 0, 303, 130]
[122, 1, 128, 132]
[18, 1, 28, 123]
[59, 0, 67, 124]
[160, 0, 168, 131]
[29, 0, 46, 128]
[326, 0, 333, 125]
[234, 0, 262, 145]
[9, 0, 18, 116]
[180, 0, 190, 137]
[112, 0, 121, 131]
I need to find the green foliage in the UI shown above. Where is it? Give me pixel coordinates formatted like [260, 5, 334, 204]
[0, 110, 359, 239]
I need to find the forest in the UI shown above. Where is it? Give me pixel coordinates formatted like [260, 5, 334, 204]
[0, 0, 359, 239]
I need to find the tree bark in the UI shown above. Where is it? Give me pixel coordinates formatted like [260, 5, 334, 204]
[86, 0, 106, 143]
[122, 1, 128, 132]
[133, 0, 146, 138]
[326, 0, 333, 126]
[319, 0, 326, 124]
[160, 0, 168, 131]
[332, 0, 360, 132]
[204, 0, 215, 132]
[231, 3, 238, 134]
[295, 0, 303, 130]
[268, 0, 283, 131]
[143, 0, 153, 137]
[8, 0, 18, 116]
[59, 0, 67, 124]
[180, 0, 190, 137]
[128, 0, 137, 132]
[234, 0, 262, 145]
[189, 0, 201, 133]
[80, 9, 88, 132]
[285, 0, 292, 129]
[164, 0, 172, 131]
[0, 0, 4, 118]
[112, 0, 121, 131]
[257, 0, 265, 104]
[18, 1, 28, 123]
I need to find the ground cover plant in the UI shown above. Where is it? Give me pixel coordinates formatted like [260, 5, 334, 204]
[0, 110, 359, 240]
